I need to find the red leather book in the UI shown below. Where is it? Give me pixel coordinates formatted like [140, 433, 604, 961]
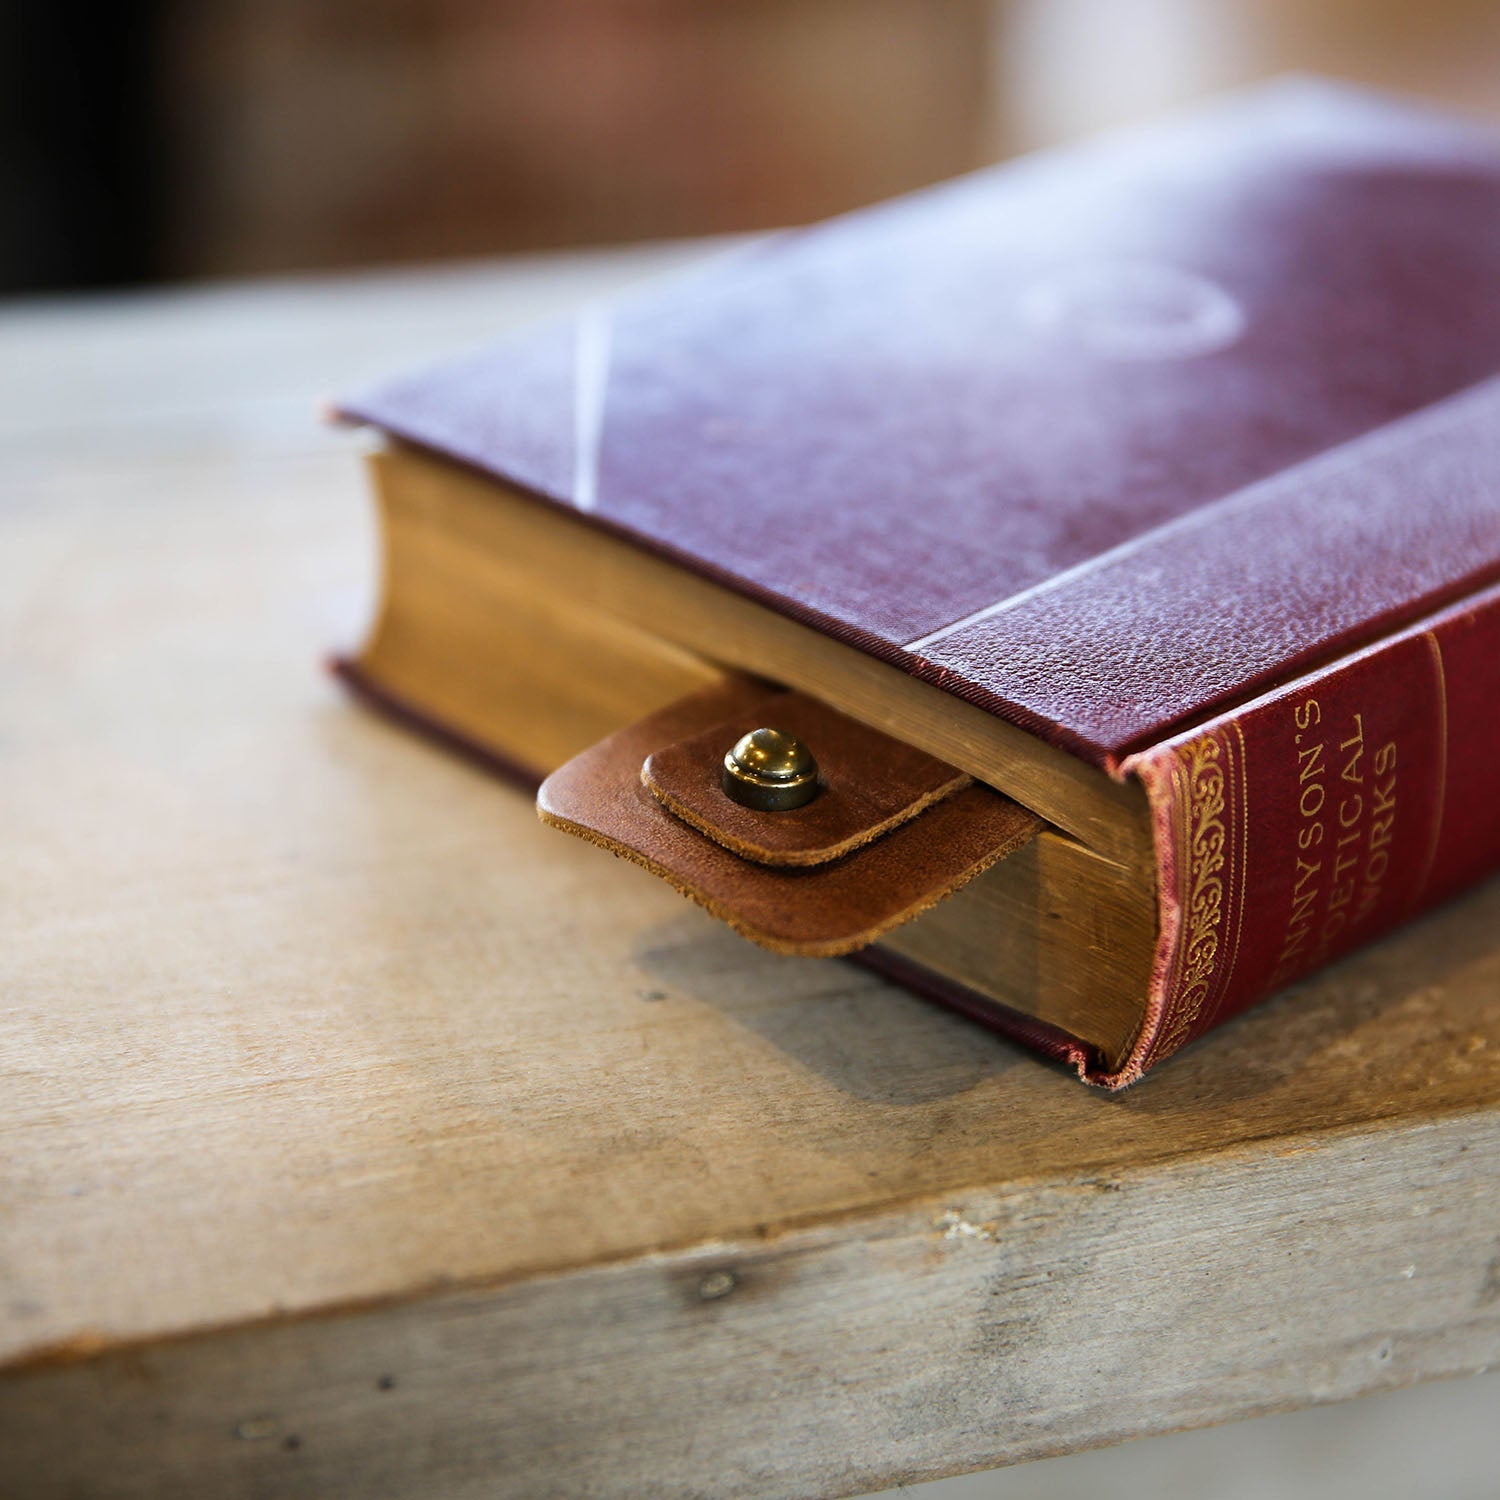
[337, 79, 1500, 1084]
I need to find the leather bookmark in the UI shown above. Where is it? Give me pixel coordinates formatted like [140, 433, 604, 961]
[537, 680, 1042, 957]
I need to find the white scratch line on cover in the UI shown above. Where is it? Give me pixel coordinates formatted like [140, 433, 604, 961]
[572, 303, 613, 512]
[902, 372, 1500, 655]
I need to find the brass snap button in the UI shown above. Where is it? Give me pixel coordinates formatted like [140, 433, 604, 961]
[721, 728, 819, 812]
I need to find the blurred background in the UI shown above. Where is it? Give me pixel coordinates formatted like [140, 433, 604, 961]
[4, 0, 1499, 295]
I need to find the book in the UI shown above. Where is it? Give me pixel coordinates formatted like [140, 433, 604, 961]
[334, 79, 1500, 1086]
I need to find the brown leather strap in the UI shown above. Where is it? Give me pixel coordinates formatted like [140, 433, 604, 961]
[537, 680, 1042, 957]
[642, 689, 971, 867]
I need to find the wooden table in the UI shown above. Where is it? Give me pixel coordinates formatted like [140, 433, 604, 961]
[1, 246, 1496, 1500]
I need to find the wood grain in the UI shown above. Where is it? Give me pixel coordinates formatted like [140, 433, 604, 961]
[0, 247, 1496, 1498]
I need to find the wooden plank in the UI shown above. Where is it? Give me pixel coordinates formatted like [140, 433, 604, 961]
[0, 254, 1497, 1497]
[3, 1114, 1495, 1499]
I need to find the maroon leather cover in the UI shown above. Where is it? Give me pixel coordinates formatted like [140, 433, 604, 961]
[338, 79, 1500, 769]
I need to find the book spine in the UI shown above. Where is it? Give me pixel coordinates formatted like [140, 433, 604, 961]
[1109, 580, 1500, 1088]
